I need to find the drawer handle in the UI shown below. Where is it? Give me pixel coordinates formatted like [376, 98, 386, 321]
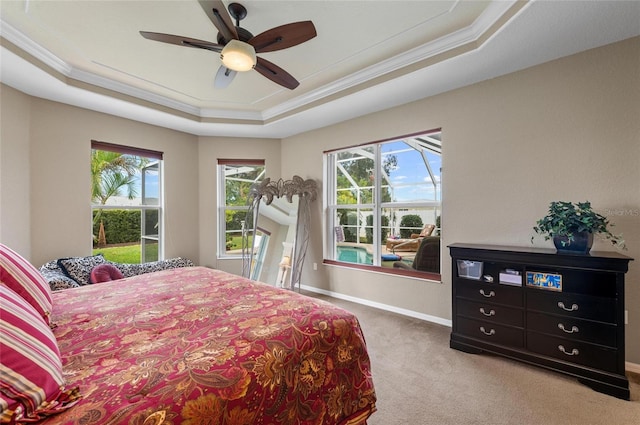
[479, 308, 496, 317]
[479, 326, 495, 336]
[558, 345, 579, 356]
[479, 289, 495, 298]
[557, 301, 579, 312]
[558, 323, 579, 334]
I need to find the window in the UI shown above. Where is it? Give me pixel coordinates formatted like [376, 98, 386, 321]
[217, 159, 265, 258]
[324, 130, 442, 277]
[91, 141, 163, 263]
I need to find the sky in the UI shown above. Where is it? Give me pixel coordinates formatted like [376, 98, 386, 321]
[96, 156, 160, 206]
[383, 140, 441, 202]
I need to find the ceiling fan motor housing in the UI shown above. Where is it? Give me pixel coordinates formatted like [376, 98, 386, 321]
[217, 26, 254, 45]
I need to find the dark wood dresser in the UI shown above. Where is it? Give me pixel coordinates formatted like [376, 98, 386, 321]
[449, 243, 633, 400]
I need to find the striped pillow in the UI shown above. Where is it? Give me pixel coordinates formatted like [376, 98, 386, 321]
[0, 285, 80, 422]
[0, 244, 53, 325]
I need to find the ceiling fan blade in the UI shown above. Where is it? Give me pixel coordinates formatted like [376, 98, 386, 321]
[249, 21, 317, 53]
[140, 31, 223, 52]
[254, 57, 299, 90]
[214, 65, 237, 89]
[198, 0, 238, 42]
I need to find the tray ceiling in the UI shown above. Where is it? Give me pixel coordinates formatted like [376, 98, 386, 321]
[1, 1, 639, 138]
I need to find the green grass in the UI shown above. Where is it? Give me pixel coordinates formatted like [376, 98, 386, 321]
[227, 235, 244, 250]
[92, 244, 158, 264]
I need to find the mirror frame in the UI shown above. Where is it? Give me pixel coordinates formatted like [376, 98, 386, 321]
[242, 176, 318, 290]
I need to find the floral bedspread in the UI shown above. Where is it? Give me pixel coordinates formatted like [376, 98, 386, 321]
[43, 267, 376, 424]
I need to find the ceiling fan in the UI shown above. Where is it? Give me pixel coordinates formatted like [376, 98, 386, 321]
[140, 0, 316, 90]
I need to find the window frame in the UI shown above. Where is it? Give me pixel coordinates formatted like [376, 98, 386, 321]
[323, 129, 442, 280]
[90, 140, 164, 263]
[217, 159, 265, 259]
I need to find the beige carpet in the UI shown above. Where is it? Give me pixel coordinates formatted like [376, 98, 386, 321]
[305, 292, 640, 425]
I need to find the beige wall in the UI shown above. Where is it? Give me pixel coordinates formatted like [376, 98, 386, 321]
[283, 37, 640, 363]
[0, 85, 32, 256]
[1, 91, 200, 266]
[1, 36, 638, 363]
[197, 136, 281, 275]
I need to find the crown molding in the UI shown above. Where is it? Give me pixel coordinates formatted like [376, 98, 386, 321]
[261, 0, 521, 122]
[0, 19, 70, 75]
[0, 1, 520, 124]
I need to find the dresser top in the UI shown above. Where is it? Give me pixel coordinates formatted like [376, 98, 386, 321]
[449, 242, 632, 260]
[448, 243, 633, 272]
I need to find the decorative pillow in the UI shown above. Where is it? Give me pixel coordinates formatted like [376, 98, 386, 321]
[0, 243, 53, 325]
[116, 257, 194, 278]
[57, 254, 107, 286]
[39, 261, 80, 292]
[90, 264, 124, 283]
[0, 285, 80, 422]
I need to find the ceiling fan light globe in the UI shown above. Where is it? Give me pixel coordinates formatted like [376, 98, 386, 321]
[220, 40, 256, 72]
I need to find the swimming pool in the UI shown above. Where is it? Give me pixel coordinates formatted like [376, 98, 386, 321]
[336, 245, 373, 264]
[336, 245, 414, 267]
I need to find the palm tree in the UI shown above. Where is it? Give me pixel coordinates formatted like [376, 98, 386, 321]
[91, 150, 148, 244]
[91, 150, 143, 205]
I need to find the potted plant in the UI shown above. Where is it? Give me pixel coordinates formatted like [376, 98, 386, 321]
[532, 201, 625, 253]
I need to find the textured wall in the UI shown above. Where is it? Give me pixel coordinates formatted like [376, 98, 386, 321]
[0, 85, 32, 256]
[283, 37, 640, 363]
[1, 94, 200, 267]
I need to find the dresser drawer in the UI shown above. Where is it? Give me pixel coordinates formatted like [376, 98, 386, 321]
[527, 290, 616, 323]
[527, 312, 617, 347]
[456, 317, 524, 347]
[526, 332, 618, 373]
[457, 299, 523, 327]
[456, 281, 523, 307]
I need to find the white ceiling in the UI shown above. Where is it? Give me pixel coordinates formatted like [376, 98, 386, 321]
[1, 0, 639, 138]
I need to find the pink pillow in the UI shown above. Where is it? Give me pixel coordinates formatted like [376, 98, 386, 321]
[90, 263, 124, 283]
[0, 285, 80, 421]
[0, 243, 53, 325]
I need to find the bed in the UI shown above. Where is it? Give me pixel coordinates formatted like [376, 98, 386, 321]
[1, 246, 376, 424]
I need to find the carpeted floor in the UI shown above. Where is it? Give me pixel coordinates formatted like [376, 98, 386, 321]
[305, 292, 640, 425]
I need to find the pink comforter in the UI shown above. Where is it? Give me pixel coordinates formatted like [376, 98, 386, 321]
[43, 266, 376, 424]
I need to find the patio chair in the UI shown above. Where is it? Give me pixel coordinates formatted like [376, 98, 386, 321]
[386, 224, 435, 252]
[393, 236, 440, 273]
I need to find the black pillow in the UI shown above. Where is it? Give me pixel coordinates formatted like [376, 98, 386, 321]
[57, 254, 107, 285]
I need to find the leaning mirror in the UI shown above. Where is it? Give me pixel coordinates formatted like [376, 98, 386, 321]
[242, 176, 318, 290]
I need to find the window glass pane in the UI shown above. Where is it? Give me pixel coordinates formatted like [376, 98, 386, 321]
[91, 147, 162, 264]
[326, 130, 442, 277]
[142, 208, 159, 237]
[336, 208, 360, 243]
[383, 139, 441, 203]
[93, 208, 162, 263]
[335, 208, 373, 266]
[142, 162, 160, 206]
[224, 164, 265, 207]
[336, 244, 374, 265]
[91, 151, 153, 207]
[220, 163, 264, 257]
[336, 147, 375, 205]
[225, 210, 247, 254]
[384, 207, 440, 239]
[142, 238, 159, 262]
[142, 208, 160, 262]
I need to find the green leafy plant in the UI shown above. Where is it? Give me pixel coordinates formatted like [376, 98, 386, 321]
[532, 201, 625, 249]
[365, 214, 389, 244]
[399, 214, 423, 238]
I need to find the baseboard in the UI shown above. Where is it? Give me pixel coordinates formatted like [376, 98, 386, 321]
[300, 284, 640, 375]
[299, 284, 452, 328]
[626, 361, 640, 375]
